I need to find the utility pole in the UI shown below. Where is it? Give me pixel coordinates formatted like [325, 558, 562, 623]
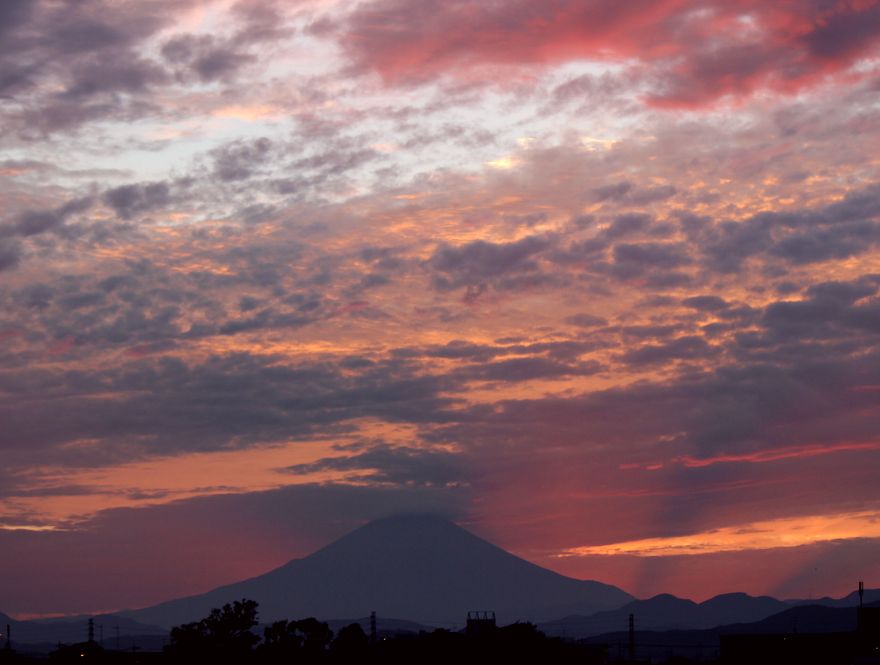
[628, 613, 635, 662]
[858, 580, 865, 634]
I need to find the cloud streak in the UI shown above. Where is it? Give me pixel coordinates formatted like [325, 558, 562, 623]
[559, 510, 880, 557]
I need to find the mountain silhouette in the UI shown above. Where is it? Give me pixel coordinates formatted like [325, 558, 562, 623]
[540, 592, 790, 637]
[726, 601, 879, 634]
[788, 588, 880, 607]
[572, 600, 880, 661]
[121, 514, 633, 627]
[698, 592, 789, 626]
[0, 611, 166, 652]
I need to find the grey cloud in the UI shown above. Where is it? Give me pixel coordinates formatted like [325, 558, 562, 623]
[398, 338, 604, 365]
[229, 1, 294, 47]
[594, 182, 677, 206]
[608, 241, 692, 284]
[238, 295, 262, 312]
[454, 356, 596, 383]
[821, 183, 880, 224]
[11, 210, 62, 237]
[768, 220, 880, 264]
[604, 213, 651, 239]
[0, 1, 178, 131]
[565, 313, 608, 328]
[161, 33, 255, 83]
[682, 295, 729, 311]
[285, 445, 468, 488]
[627, 184, 677, 205]
[429, 235, 553, 291]
[396, 340, 497, 362]
[1, 196, 94, 239]
[613, 242, 691, 270]
[291, 145, 381, 178]
[0, 240, 21, 272]
[621, 324, 681, 340]
[194, 48, 251, 82]
[551, 71, 629, 107]
[431, 347, 880, 465]
[697, 217, 772, 273]
[0, 0, 31, 40]
[694, 184, 880, 272]
[211, 137, 273, 182]
[17, 282, 54, 309]
[103, 182, 171, 219]
[0, 0, 293, 135]
[593, 181, 632, 202]
[622, 336, 716, 365]
[0, 352, 460, 467]
[61, 55, 167, 99]
[806, 279, 878, 303]
[761, 277, 880, 340]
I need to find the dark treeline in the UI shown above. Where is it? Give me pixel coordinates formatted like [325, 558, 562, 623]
[160, 599, 603, 664]
[3, 599, 719, 663]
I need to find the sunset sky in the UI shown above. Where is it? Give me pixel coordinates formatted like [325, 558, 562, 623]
[2, 0, 880, 618]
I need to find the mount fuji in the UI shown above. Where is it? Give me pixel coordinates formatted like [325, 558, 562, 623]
[122, 514, 633, 628]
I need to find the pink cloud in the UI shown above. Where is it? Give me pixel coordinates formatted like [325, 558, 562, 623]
[340, 0, 880, 105]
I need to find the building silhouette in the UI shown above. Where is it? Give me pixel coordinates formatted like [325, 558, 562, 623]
[466, 611, 496, 638]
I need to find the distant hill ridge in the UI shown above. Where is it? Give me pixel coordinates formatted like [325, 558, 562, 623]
[540, 592, 790, 636]
[569, 600, 880, 661]
[540, 589, 880, 638]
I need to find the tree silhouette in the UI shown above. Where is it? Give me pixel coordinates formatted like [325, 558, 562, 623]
[257, 617, 333, 663]
[294, 617, 334, 657]
[331, 622, 368, 656]
[167, 598, 259, 662]
[259, 620, 301, 663]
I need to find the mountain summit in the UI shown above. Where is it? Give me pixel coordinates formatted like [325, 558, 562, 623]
[123, 514, 632, 627]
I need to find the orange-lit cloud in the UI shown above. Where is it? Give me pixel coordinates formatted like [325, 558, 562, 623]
[558, 510, 880, 557]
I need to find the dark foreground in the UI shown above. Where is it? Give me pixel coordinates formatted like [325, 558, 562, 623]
[2, 598, 878, 664]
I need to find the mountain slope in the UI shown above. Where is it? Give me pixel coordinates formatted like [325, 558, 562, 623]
[122, 514, 633, 627]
